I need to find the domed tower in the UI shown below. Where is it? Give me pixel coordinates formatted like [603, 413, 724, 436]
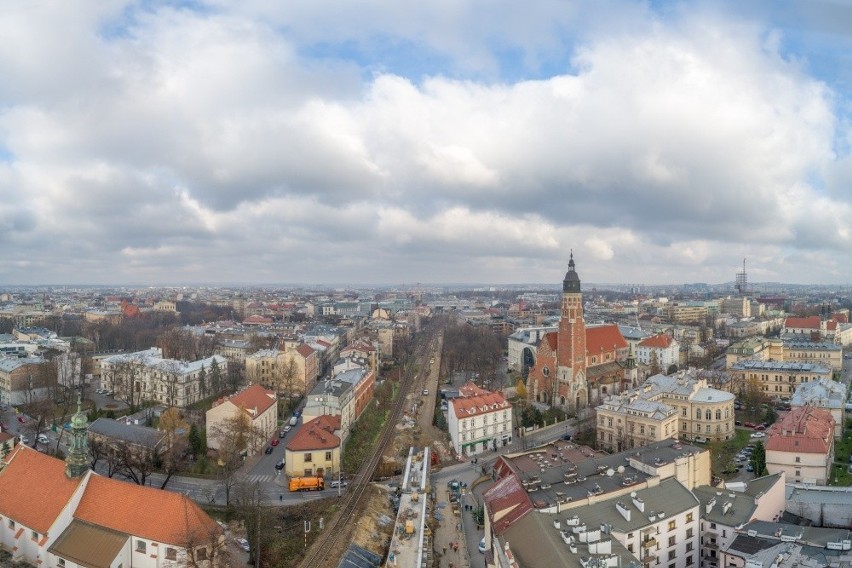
[65, 394, 89, 478]
[557, 252, 588, 410]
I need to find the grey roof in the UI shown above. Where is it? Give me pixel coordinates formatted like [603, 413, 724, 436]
[742, 520, 852, 548]
[336, 544, 382, 568]
[693, 485, 757, 527]
[730, 360, 832, 374]
[742, 473, 784, 498]
[334, 367, 368, 385]
[781, 339, 841, 351]
[790, 378, 847, 409]
[88, 418, 165, 449]
[0, 356, 44, 371]
[308, 377, 353, 398]
[785, 484, 852, 507]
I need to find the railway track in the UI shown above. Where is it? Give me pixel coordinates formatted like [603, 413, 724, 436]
[299, 324, 440, 568]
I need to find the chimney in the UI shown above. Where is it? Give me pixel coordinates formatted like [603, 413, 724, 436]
[616, 502, 631, 522]
[632, 496, 645, 512]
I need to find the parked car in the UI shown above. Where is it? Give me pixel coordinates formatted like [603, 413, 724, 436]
[275, 461, 284, 470]
[744, 422, 756, 428]
[755, 425, 766, 431]
[746, 464, 754, 472]
[750, 432, 766, 438]
[17, 416, 25, 424]
[734, 421, 742, 426]
[330, 479, 348, 488]
[283, 425, 291, 433]
[422, 389, 429, 396]
[37, 434, 49, 444]
[693, 436, 708, 444]
[478, 538, 487, 553]
[234, 538, 250, 552]
[264, 447, 273, 455]
[270, 439, 279, 447]
[279, 430, 286, 438]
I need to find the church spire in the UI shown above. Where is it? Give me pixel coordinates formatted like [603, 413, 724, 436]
[563, 250, 581, 293]
[65, 393, 89, 479]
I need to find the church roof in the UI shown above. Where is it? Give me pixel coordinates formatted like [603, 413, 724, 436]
[586, 324, 628, 353]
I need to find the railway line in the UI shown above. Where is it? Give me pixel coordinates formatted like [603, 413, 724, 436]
[299, 322, 442, 568]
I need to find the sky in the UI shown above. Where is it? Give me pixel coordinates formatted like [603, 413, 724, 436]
[3, 0, 852, 286]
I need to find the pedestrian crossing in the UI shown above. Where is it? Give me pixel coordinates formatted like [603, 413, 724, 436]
[246, 473, 277, 484]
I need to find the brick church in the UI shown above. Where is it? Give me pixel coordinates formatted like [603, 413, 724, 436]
[527, 254, 640, 411]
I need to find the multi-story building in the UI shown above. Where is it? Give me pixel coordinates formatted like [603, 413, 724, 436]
[720, 297, 751, 318]
[206, 384, 277, 456]
[0, 356, 46, 406]
[302, 367, 375, 440]
[101, 348, 227, 408]
[765, 406, 835, 485]
[694, 473, 786, 568]
[245, 343, 318, 396]
[728, 360, 832, 398]
[790, 378, 847, 438]
[596, 371, 735, 450]
[448, 382, 512, 456]
[284, 414, 341, 478]
[636, 334, 680, 371]
[485, 438, 705, 568]
[782, 339, 842, 371]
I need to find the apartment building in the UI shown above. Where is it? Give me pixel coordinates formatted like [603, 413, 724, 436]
[596, 371, 735, 450]
[245, 343, 318, 396]
[728, 360, 832, 398]
[206, 384, 277, 456]
[765, 406, 835, 485]
[448, 383, 512, 456]
[101, 348, 228, 408]
[636, 334, 680, 371]
[284, 414, 341, 478]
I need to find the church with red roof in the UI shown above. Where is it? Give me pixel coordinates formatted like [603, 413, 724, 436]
[527, 254, 641, 411]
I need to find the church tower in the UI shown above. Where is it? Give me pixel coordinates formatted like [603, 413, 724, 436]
[556, 252, 588, 410]
[65, 394, 89, 478]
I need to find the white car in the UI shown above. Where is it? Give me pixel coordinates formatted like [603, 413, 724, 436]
[478, 537, 487, 553]
[750, 432, 766, 438]
[234, 538, 250, 552]
[37, 434, 49, 444]
[330, 480, 348, 488]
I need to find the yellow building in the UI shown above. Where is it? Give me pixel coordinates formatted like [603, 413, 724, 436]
[596, 370, 735, 451]
[729, 361, 833, 398]
[205, 384, 277, 456]
[284, 414, 342, 478]
[245, 344, 318, 396]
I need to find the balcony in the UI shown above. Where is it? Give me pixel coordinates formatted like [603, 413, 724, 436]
[641, 551, 657, 565]
[641, 538, 657, 549]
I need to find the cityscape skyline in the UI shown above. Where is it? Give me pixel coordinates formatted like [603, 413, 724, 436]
[3, 2, 852, 285]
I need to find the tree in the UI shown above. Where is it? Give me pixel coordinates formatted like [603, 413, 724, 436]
[114, 439, 155, 486]
[649, 351, 661, 376]
[276, 356, 300, 398]
[750, 441, 767, 477]
[188, 423, 206, 458]
[209, 413, 264, 505]
[763, 406, 778, 426]
[514, 379, 527, 399]
[198, 364, 207, 399]
[667, 364, 678, 375]
[110, 360, 145, 411]
[209, 358, 223, 395]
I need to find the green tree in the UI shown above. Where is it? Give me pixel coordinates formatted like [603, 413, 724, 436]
[188, 423, 205, 458]
[198, 364, 207, 398]
[750, 441, 767, 476]
[210, 358, 223, 394]
[763, 406, 778, 426]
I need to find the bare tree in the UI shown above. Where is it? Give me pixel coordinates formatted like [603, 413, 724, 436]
[114, 439, 155, 486]
[209, 413, 264, 505]
[110, 360, 145, 410]
[180, 508, 228, 568]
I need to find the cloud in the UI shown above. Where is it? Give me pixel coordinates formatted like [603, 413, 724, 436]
[0, 1, 849, 284]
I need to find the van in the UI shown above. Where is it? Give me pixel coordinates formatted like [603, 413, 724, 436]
[289, 416, 298, 427]
[693, 436, 708, 444]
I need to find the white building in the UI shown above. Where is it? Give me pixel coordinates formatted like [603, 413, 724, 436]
[448, 382, 512, 456]
[101, 348, 228, 408]
[637, 334, 680, 370]
[206, 384, 278, 456]
[765, 407, 835, 486]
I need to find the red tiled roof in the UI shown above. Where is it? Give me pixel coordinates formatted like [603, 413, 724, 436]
[286, 415, 341, 451]
[765, 407, 834, 454]
[826, 321, 838, 331]
[0, 431, 13, 443]
[451, 391, 510, 418]
[296, 343, 315, 357]
[0, 447, 84, 534]
[215, 384, 276, 416]
[459, 381, 489, 398]
[784, 316, 821, 330]
[586, 324, 628, 353]
[832, 313, 848, 324]
[638, 334, 674, 348]
[75, 475, 220, 545]
[483, 474, 532, 535]
[243, 315, 273, 324]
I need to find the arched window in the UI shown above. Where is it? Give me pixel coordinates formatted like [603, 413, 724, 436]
[725, 409, 729, 419]
[705, 409, 711, 421]
[716, 410, 721, 420]
[602, 386, 608, 394]
[696, 409, 701, 419]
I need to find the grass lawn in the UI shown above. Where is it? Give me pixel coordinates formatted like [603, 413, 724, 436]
[829, 428, 852, 487]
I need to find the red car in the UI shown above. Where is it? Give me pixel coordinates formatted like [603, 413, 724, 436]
[270, 439, 279, 447]
[17, 416, 25, 424]
[755, 424, 766, 431]
[743, 422, 756, 428]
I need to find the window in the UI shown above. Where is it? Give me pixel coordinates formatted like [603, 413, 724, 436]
[686, 555, 694, 565]
[796, 469, 801, 477]
[686, 513, 693, 523]
[710, 523, 716, 529]
[686, 528, 693, 538]
[696, 409, 701, 419]
[166, 548, 177, 561]
[706, 410, 712, 421]
[325, 451, 332, 461]
[682, 407, 687, 416]
[304, 453, 312, 462]
[795, 457, 801, 463]
[7, 520, 14, 529]
[196, 547, 207, 561]
[716, 410, 721, 420]
[668, 550, 676, 561]
[136, 541, 147, 553]
[668, 520, 676, 531]
[668, 536, 676, 547]
[31, 530, 38, 540]
[58, 560, 65, 568]
[628, 544, 634, 552]
[686, 542, 693, 552]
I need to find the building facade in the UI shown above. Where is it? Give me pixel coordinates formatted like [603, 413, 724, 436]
[448, 383, 513, 456]
[728, 360, 832, 399]
[765, 406, 835, 485]
[205, 384, 277, 456]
